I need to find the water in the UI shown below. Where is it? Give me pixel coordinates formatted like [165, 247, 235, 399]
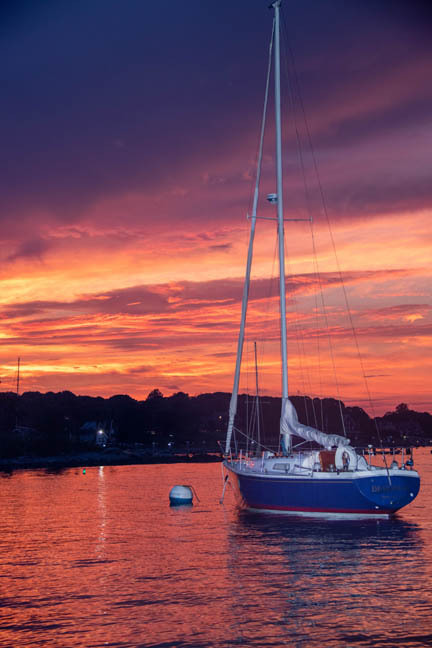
[0, 450, 431, 648]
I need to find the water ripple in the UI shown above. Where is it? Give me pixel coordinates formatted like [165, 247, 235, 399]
[0, 452, 430, 647]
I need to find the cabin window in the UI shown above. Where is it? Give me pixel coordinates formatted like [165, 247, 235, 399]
[273, 463, 291, 472]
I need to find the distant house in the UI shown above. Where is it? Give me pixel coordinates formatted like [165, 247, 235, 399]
[79, 421, 115, 447]
[13, 425, 38, 441]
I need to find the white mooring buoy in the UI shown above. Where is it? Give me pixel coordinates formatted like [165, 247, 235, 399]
[169, 485, 193, 506]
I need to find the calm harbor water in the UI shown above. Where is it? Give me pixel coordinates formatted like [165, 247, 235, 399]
[0, 449, 431, 648]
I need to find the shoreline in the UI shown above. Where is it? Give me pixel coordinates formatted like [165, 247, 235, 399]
[0, 449, 222, 472]
[0, 445, 428, 473]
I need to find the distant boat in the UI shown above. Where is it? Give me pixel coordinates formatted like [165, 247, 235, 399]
[223, 1, 420, 517]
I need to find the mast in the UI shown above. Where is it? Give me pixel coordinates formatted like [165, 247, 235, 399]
[273, 1, 290, 449]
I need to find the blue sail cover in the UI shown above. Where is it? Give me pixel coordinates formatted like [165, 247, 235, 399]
[281, 399, 350, 450]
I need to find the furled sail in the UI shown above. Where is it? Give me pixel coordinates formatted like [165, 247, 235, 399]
[281, 399, 350, 450]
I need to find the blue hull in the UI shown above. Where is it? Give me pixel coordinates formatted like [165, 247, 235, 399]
[226, 465, 420, 516]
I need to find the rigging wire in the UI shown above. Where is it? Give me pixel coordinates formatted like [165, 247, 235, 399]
[281, 17, 385, 444]
[280, 12, 387, 437]
[280, 10, 390, 474]
[232, 425, 279, 456]
[247, 235, 279, 449]
[275, 51, 313, 422]
[283, 17, 346, 436]
[226, 19, 275, 455]
[284, 240, 318, 429]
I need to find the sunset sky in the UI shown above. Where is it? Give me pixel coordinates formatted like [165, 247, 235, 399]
[1, 0, 431, 414]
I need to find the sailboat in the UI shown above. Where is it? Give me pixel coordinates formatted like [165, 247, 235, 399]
[222, 1, 420, 517]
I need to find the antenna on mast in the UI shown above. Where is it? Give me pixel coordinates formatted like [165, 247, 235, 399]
[16, 357, 21, 397]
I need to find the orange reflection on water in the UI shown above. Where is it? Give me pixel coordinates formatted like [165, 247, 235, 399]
[0, 451, 431, 647]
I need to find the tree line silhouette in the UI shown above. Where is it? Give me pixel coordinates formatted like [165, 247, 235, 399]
[0, 388, 430, 459]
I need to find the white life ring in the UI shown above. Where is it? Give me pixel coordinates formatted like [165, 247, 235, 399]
[335, 445, 358, 471]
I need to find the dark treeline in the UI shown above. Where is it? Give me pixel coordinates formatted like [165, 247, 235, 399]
[0, 389, 431, 458]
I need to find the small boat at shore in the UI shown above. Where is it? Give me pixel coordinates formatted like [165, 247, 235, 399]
[222, 1, 420, 518]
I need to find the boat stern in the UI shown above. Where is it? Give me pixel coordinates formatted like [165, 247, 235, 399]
[354, 469, 420, 514]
